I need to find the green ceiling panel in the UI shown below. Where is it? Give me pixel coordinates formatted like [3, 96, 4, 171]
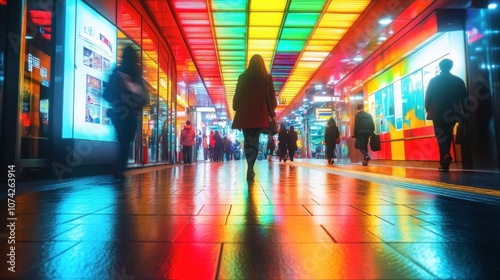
[219, 50, 246, 57]
[220, 61, 246, 67]
[281, 27, 313, 40]
[283, 13, 320, 27]
[288, 0, 327, 12]
[217, 39, 245, 45]
[215, 27, 246, 38]
[276, 40, 306, 52]
[217, 43, 245, 51]
[211, 0, 247, 11]
[213, 12, 246, 26]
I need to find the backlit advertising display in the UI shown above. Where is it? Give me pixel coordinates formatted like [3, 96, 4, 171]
[62, 0, 116, 141]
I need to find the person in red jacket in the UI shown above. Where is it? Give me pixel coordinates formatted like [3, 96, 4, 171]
[180, 120, 196, 164]
[231, 54, 277, 181]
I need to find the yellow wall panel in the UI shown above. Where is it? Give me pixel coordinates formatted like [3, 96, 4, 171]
[391, 140, 406, 160]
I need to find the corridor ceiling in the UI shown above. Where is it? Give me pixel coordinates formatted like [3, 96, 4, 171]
[142, 0, 467, 123]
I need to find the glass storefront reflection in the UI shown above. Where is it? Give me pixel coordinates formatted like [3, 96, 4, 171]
[20, 0, 53, 159]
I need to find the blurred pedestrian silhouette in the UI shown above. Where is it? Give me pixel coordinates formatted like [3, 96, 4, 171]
[277, 123, 288, 162]
[231, 54, 277, 181]
[180, 120, 196, 164]
[213, 130, 223, 162]
[202, 134, 209, 161]
[353, 103, 375, 166]
[287, 125, 298, 161]
[103, 46, 149, 179]
[266, 135, 275, 161]
[425, 58, 468, 172]
[325, 117, 340, 164]
[209, 130, 215, 161]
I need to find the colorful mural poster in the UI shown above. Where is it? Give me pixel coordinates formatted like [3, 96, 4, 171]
[65, 0, 117, 141]
[372, 84, 395, 133]
[85, 74, 101, 124]
[401, 69, 425, 128]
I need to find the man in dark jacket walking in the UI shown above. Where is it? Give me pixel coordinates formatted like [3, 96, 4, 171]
[425, 58, 468, 172]
[353, 103, 375, 166]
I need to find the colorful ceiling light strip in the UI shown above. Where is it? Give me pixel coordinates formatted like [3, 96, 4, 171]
[171, 0, 370, 119]
[211, 0, 247, 118]
[173, 0, 228, 116]
[270, 0, 325, 106]
[277, 0, 370, 113]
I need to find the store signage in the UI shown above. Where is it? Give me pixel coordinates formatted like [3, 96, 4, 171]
[315, 108, 333, 121]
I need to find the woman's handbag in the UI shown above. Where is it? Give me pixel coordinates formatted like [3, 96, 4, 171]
[261, 75, 278, 136]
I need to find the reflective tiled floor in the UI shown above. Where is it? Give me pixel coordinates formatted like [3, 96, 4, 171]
[2, 159, 500, 279]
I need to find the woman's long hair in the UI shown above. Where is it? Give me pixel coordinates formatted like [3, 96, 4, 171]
[245, 54, 268, 78]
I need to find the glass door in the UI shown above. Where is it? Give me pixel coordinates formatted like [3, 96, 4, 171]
[0, 1, 6, 143]
[20, 0, 53, 160]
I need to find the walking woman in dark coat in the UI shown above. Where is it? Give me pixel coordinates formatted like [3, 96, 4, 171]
[231, 54, 277, 181]
[266, 135, 275, 161]
[324, 117, 340, 164]
[287, 125, 298, 161]
[277, 123, 288, 162]
[104, 46, 149, 179]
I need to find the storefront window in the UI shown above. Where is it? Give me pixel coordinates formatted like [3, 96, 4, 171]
[117, 30, 141, 163]
[142, 50, 158, 163]
[20, 0, 53, 159]
[167, 58, 176, 162]
[159, 46, 170, 162]
[0, 2, 6, 143]
[142, 22, 159, 163]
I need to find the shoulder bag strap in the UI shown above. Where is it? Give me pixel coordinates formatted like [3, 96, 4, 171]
[264, 75, 275, 117]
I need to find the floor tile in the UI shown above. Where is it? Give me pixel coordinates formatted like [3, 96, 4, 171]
[218, 243, 434, 279]
[2, 159, 500, 279]
[19, 242, 221, 280]
[389, 242, 500, 279]
[175, 224, 334, 243]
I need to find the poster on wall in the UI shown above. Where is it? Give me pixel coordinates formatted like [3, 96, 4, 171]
[371, 84, 395, 133]
[71, 0, 117, 141]
[401, 69, 425, 129]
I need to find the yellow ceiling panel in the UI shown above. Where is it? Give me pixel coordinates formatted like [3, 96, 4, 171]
[300, 51, 330, 61]
[326, 0, 370, 13]
[249, 12, 284, 26]
[248, 27, 280, 39]
[296, 61, 323, 68]
[248, 39, 276, 50]
[313, 27, 347, 40]
[307, 39, 339, 46]
[250, 0, 288, 11]
[320, 13, 361, 27]
[304, 45, 335, 52]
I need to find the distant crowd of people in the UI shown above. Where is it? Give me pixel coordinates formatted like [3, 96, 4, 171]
[275, 124, 298, 163]
[202, 130, 241, 162]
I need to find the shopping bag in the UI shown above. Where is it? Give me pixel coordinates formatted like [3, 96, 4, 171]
[370, 133, 381, 151]
[455, 120, 474, 145]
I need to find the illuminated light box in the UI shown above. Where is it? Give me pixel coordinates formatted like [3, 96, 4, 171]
[315, 108, 334, 121]
[62, 0, 117, 141]
[196, 107, 216, 112]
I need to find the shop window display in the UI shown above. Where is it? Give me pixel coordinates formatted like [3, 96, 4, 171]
[21, 0, 53, 159]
